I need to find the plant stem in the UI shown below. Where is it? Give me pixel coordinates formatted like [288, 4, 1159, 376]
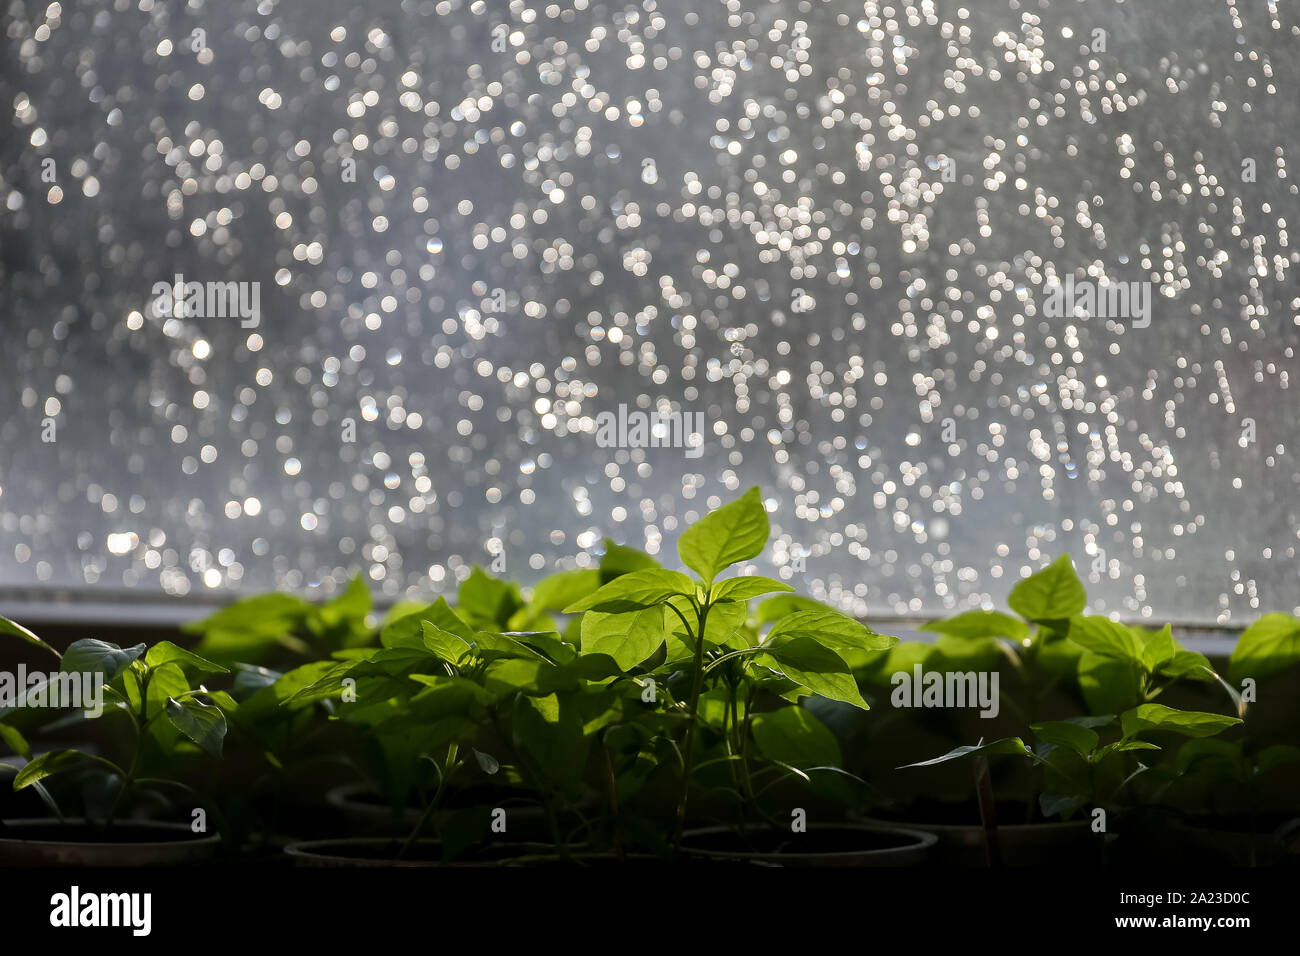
[399, 743, 456, 860]
[737, 683, 758, 828]
[672, 600, 710, 855]
[106, 743, 140, 830]
[702, 646, 762, 674]
[974, 755, 1003, 867]
[603, 745, 624, 861]
[107, 668, 150, 829]
[724, 683, 751, 833]
[724, 686, 741, 787]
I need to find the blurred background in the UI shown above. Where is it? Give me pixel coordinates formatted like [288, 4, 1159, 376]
[1, 0, 1296, 633]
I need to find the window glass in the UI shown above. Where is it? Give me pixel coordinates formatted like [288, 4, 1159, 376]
[1, 1, 1293, 626]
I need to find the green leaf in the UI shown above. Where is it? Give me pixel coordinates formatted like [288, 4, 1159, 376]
[482, 658, 569, 696]
[144, 641, 230, 676]
[1090, 740, 1157, 765]
[1228, 613, 1300, 684]
[1257, 745, 1300, 774]
[1077, 650, 1144, 715]
[1036, 631, 1084, 680]
[512, 693, 588, 789]
[710, 576, 795, 603]
[696, 687, 744, 730]
[141, 663, 191, 727]
[380, 600, 430, 629]
[755, 594, 834, 625]
[580, 607, 665, 670]
[599, 539, 660, 582]
[306, 574, 373, 648]
[183, 592, 312, 661]
[164, 697, 228, 757]
[677, 486, 769, 584]
[750, 706, 842, 769]
[899, 737, 1030, 769]
[240, 660, 337, 717]
[1065, 714, 1119, 730]
[1031, 721, 1099, 755]
[1007, 555, 1086, 623]
[563, 568, 696, 613]
[1041, 745, 1092, 796]
[927, 634, 1003, 672]
[318, 574, 371, 620]
[423, 597, 477, 642]
[512, 631, 577, 665]
[1175, 739, 1246, 781]
[1121, 703, 1242, 740]
[405, 675, 494, 717]
[472, 631, 549, 663]
[756, 638, 868, 710]
[1107, 740, 1160, 754]
[1129, 625, 1208, 684]
[60, 639, 146, 683]
[664, 597, 750, 651]
[473, 748, 501, 775]
[0, 615, 60, 659]
[1161, 651, 1218, 683]
[0, 723, 32, 760]
[458, 567, 522, 627]
[765, 609, 897, 655]
[527, 569, 602, 614]
[857, 640, 931, 687]
[1139, 625, 1176, 671]
[378, 607, 431, 650]
[381, 597, 474, 651]
[923, 610, 1030, 645]
[566, 653, 622, 683]
[1067, 615, 1142, 661]
[13, 750, 92, 791]
[701, 599, 750, 650]
[421, 621, 473, 665]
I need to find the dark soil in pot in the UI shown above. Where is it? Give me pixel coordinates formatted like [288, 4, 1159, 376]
[860, 800, 1101, 866]
[325, 784, 425, 831]
[0, 818, 222, 866]
[283, 837, 563, 867]
[325, 782, 576, 841]
[1163, 814, 1300, 867]
[507, 851, 669, 866]
[679, 823, 936, 866]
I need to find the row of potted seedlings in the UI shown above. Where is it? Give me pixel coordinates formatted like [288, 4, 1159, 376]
[1, 488, 1296, 866]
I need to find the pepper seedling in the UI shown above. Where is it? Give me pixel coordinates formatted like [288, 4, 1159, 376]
[1, 616, 232, 826]
[902, 703, 1243, 820]
[562, 487, 897, 849]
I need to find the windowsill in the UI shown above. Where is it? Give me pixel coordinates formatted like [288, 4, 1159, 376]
[0, 591, 1241, 656]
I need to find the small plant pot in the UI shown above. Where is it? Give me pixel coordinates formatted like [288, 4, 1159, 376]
[507, 850, 668, 867]
[0, 818, 221, 867]
[325, 783, 572, 841]
[283, 837, 550, 867]
[1164, 819, 1300, 867]
[859, 814, 1097, 866]
[679, 823, 936, 867]
[325, 784, 423, 831]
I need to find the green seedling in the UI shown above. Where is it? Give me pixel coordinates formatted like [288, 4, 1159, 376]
[183, 573, 375, 664]
[279, 590, 633, 859]
[903, 703, 1243, 821]
[562, 487, 897, 849]
[1, 615, 231, 827]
